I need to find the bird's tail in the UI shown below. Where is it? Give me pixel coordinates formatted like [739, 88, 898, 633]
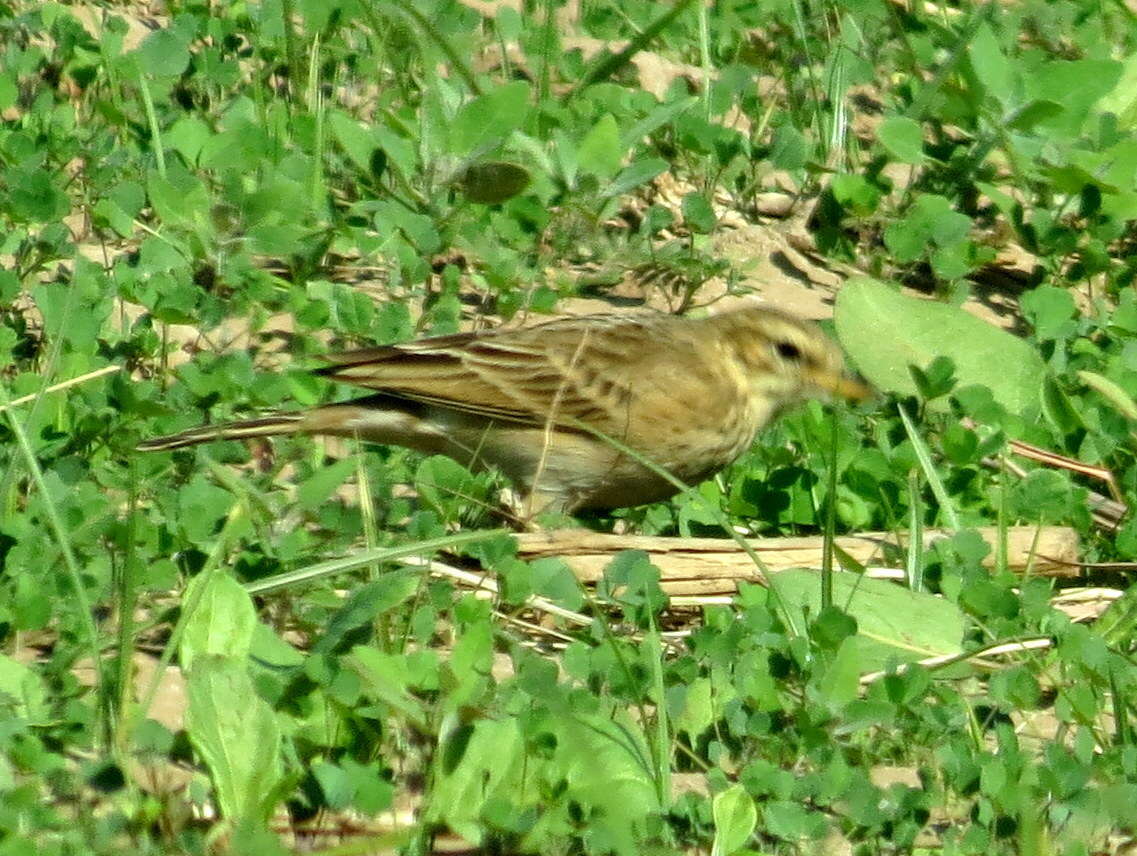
[136, 413, 306, 451]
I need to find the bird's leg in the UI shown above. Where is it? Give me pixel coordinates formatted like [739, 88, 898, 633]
[493, 487, 575, 532]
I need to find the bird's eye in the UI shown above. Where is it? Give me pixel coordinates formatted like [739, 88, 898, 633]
[774, 341, 802, 361]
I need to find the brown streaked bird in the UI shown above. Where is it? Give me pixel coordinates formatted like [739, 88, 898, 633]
[137, 307, 870, 515]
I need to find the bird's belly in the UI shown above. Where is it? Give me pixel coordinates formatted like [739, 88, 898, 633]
[457, 426, 653, 509]
[452, 421, 756, 512]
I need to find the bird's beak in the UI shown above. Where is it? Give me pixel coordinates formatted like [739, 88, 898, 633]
[811, 370, 873, 402]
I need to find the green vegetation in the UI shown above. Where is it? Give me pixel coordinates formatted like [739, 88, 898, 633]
[3, 0, 1137, 853]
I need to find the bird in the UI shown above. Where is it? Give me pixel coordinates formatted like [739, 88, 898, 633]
[137, 306, 869, 515]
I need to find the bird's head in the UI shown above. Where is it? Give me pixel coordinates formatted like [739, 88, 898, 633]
[717, 306, 872, 409]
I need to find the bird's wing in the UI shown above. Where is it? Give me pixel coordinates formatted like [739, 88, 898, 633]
[316, 314, 685, 431]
